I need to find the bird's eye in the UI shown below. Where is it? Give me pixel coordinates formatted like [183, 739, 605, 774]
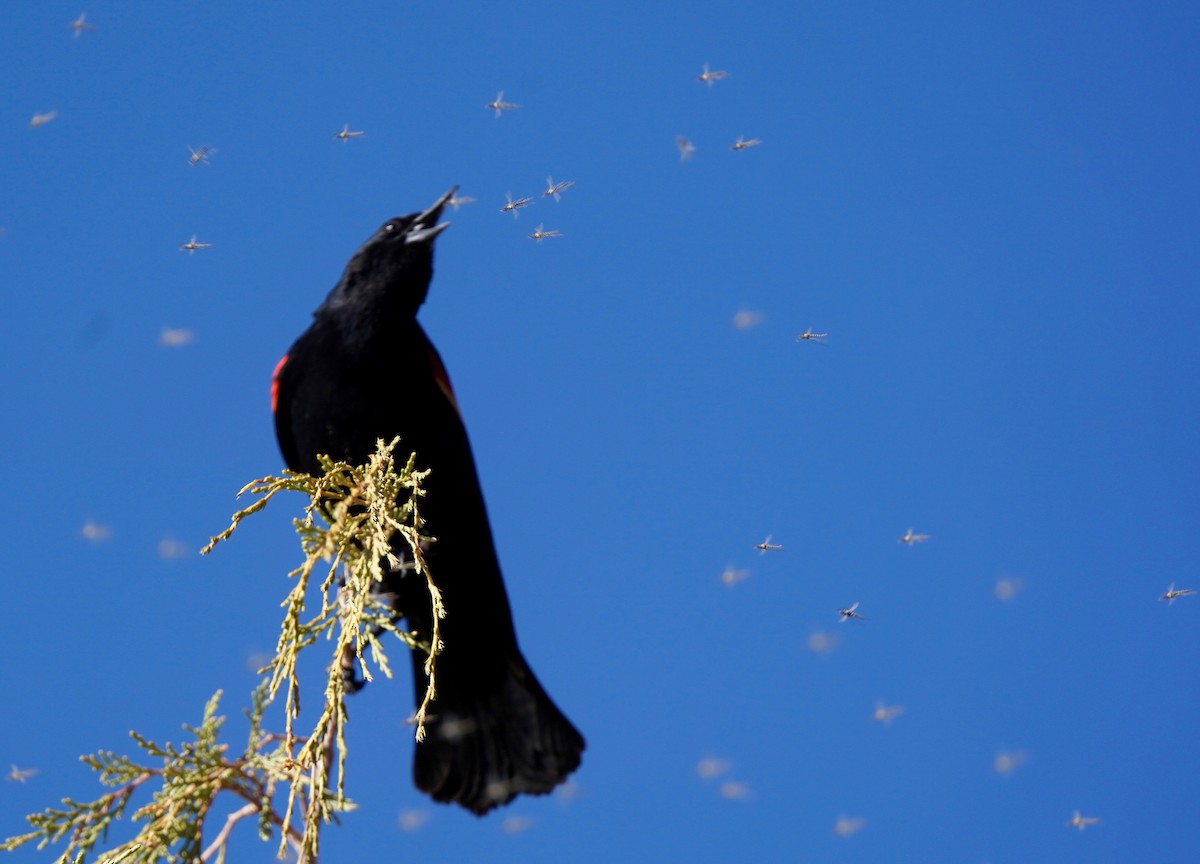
[384, 222, 397, 232]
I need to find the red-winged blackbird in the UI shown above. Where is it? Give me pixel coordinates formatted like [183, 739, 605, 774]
[271, 188, 584, 815]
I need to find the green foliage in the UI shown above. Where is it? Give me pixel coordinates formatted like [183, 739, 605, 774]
[2, 439, 439, 863]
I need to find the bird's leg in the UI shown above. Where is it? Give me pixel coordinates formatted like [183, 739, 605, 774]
[339, 642, 367, 694]
[335, 567, 370, 694]
[337, 550, 421, 694]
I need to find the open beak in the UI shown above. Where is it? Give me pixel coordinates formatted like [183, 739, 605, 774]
[406, 186, 457, 245]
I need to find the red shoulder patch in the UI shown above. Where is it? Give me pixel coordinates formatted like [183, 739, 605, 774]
[271, 354, 288, 414]
[426, 345, 460, 415]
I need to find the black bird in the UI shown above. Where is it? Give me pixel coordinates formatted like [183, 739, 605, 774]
[271, 187, 584, 815]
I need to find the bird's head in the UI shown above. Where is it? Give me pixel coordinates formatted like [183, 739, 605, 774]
[318, 187, 456, 325]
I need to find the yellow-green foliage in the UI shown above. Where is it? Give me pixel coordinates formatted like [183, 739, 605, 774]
[2, 439, 437, 864]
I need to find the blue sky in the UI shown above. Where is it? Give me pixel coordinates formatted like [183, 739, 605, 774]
[2, 2, 1199, 862]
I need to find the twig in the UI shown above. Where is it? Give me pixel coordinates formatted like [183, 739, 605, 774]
[198, 802, 257, 863]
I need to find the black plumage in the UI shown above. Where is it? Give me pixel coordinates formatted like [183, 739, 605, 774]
[271, 188, 584, 814]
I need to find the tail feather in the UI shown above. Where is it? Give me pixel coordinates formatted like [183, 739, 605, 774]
[388, 542, 584, 815]
[410, 648, 585, 814]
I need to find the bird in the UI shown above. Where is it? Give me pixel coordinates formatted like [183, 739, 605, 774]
[676, 136, 696, 162]
[271, 187, 585, 815]
[334, 124, 364, 142]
